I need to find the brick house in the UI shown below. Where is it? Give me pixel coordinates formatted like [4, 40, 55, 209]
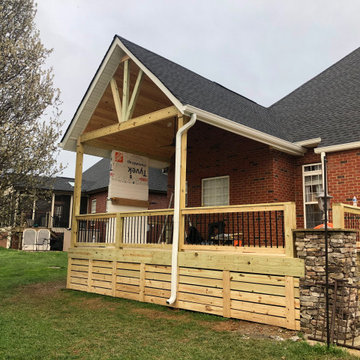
[59, 36, 360, 330]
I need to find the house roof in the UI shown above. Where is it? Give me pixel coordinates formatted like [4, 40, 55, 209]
[62, 35, 360, 154]
[81, 158, 167, 194]
[116, 36, 288, 141]
[270, 47, 360, 147]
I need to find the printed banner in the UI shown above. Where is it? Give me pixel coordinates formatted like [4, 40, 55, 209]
[108, 151, 149, 201]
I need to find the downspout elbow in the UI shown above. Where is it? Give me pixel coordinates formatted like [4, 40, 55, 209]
[166, 113, 197, 305]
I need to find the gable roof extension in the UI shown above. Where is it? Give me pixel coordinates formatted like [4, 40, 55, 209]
[61, 35, 360, 155]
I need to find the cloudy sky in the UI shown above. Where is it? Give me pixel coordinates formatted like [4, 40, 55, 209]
[35, 0, 360, 177]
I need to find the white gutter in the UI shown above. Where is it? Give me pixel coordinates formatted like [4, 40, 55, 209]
[167, 113, 197, 305]
[315, 141, 360, 154]
[183, 105, 306, 156]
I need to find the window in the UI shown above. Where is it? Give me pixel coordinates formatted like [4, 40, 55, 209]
[91, 199, 97, 214]
[202, 176, 229, 206]
[303, 163, 323, 228]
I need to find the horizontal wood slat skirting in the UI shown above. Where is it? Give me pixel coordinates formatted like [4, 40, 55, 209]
[67, 248, 302, 330]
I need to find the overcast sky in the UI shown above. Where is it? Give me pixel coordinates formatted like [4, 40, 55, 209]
[35, 0, 360, 177]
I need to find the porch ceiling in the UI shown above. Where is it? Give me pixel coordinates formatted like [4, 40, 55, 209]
[85, 118, 176, 161]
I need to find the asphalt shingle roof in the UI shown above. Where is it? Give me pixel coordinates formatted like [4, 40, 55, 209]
[270, 47, 360, 147]
[117, 36, 289, 141]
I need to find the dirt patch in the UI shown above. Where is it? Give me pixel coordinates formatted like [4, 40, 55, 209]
[79, 297, 117, 311]
[201, 319, 297, 339]
[10, 280, 66, 303]
[132, 307, 191, 321]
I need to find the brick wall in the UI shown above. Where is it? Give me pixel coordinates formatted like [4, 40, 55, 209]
[166, 123, 360, 230]
[149, 192, 168, 209]
[327, 149, 360, 204]
[88, 191, 108, 213]
[167, 122, 297, 207]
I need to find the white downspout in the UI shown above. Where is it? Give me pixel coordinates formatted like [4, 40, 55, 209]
[167, 113, 197, 305]
[321, 152, 326, 190]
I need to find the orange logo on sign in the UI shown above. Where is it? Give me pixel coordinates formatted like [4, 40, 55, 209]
[115, 152, 124, 163]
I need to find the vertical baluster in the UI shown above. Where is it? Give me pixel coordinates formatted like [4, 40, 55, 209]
[269, 211, 273, 248]
[252, 212, 255, 246]
[281, 211, 285, 248]
[264, 211, 267, 248]
[258, 211, 261, 247]
[275, 210, 279, 248]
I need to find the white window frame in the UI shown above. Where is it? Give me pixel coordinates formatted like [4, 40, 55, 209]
[91, 199, 97, 214]
[201, 175, 229, 207]
[302, 163, 323, 228]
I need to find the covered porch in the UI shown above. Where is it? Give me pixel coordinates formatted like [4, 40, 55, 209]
[60, 37, 311, 330]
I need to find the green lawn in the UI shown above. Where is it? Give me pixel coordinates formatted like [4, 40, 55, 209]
[0, 248, 358, 360]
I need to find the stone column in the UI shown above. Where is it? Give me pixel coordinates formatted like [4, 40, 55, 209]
[294, 229, 358, 338]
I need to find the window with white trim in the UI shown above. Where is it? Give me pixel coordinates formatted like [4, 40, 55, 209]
[91, 199, 97, 214]
[303, 163, 323, 228]
[202, 176, 229, 207]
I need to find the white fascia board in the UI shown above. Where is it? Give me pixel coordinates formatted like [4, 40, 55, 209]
[314, 141, 360, 154]
[61, 37, 184, 154]
[183, 105, 306, 156]
[60, 41, 124, 152]
[294, 138, 321, 148]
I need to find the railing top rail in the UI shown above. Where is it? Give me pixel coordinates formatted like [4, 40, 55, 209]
[120, 209, 174, 217]
[182, 202, 294, 215]
[76, 213, 117, 220]
[336, 203, 360, 214]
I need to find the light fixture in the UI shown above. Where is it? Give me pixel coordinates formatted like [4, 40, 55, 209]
[316, 190, 333, 220]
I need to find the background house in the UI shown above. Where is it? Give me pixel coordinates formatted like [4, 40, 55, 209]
[0, 158, 167, 250]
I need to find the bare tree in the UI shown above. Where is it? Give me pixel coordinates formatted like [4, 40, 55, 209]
[0, 0, 63, 229]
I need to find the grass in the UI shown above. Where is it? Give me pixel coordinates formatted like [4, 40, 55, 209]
[0, 248, 358, 360]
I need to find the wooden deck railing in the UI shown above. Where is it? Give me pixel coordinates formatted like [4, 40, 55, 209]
[73, 202, 297, 255]
[180, 202, 296, 256]
[333, 203, 360, 245]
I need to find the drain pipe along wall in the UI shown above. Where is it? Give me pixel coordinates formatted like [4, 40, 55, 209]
[167, 113, 197, 305]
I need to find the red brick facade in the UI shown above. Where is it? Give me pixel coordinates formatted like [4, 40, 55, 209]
[88, 191, 108, 213]
[167, 122, 360, 229]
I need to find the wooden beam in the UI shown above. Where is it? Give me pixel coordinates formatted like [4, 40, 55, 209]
[126, 69, 143, 121]
[71, 139, 84, 247]
[110, 78, 122, 123]
[122, 59, 130, 122]
[111, 197, 149, 208]
[80, 105, 179, 143]
[86, 139, 171, 163]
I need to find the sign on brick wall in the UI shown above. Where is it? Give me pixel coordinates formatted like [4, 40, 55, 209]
[108, 151, 149, 201]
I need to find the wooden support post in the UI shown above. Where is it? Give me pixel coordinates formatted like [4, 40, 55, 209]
[71, 140, 84, 248]
[332, 203, 345, 228]
[88, 259, 93, 292]
[178, 116, 188, 250]
[115, 213, 123, 248]
[284, 202, 296, 257]
[285, 276, 297, 330]
[222, 270, 231, 318]
[66, 257, 72, 289]
[112, 261, 117, 296]
[139, 262, 145, 301]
